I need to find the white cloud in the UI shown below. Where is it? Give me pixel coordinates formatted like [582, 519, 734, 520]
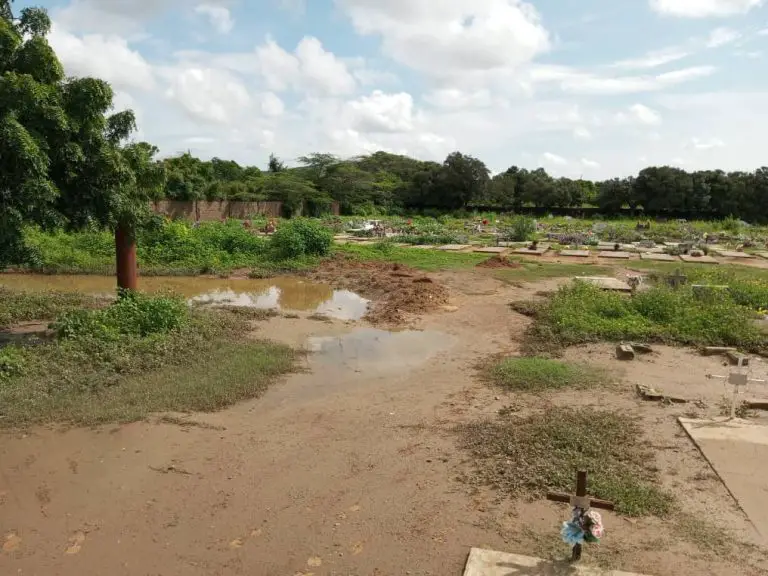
[581, 158, 600, 169]
[338, 0, 550, 80]
[650, 0, 764, 17]
[260, 92, 285, 117]
[573, 126, 593, 140]
[424, 88, 493, 109]
[194, 4, 234, 34]
[706, 27, 741, 48]
[690, 137, 726, 149]
[541, 152, 567, 165]
[48, 25, 155, 90]
[346, 90, 415, 133]
[255, 36, 357, 95]
[611, 48, 690, 70]
[164, 67, 251, 124]
[553, 65, 715, 95]
[759, 28, 768, 35]
[619, 103, 663, 125]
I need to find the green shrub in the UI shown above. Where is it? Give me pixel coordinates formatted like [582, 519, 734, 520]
[526, 282, 766, 353]
[270, 219, 332, 259]
[503, 216, 536, 241]
[0, 347, 26, 381]
[54, 292, 188, 340]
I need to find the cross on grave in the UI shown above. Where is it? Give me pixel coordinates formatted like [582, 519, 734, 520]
[666, 268, 688, 289]
[707, 357, 766, 419]
[546, 470, 614, 562]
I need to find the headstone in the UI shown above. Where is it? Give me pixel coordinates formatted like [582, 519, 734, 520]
[665, 269, 688, 289]
[473, 247, 508, 254]
[574, 277, 631, 292]
[438, 244, 472, 251]
[680, 254, 719, 264]
[706, 357, 765, 420]
[702, 346, 737, 356]
[598, 251, 631, 259]
[616, 344, 635, 360]
[727, 351, 750, 366]
[640, 253, 677, 262]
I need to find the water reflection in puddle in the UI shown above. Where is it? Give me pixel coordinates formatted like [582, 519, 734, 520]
[0, 274, 369, 321]
[307, 328, 455, 372]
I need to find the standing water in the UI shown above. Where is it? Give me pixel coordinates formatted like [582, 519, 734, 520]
[0, 274, 369, 321]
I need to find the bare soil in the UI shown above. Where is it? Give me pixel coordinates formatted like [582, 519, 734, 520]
[2, 265, 767, 575]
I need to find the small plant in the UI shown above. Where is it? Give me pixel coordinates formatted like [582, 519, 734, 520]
[502, 216, 536, 242]
[270, 219, 332, 259]
[0, 347, 26, 380]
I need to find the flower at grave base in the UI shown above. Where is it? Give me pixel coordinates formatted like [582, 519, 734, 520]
[561, 521, 585, 546]
[585, 510, 604, 538]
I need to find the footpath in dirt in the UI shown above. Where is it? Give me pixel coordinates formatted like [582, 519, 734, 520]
[2, 261, 767, 576]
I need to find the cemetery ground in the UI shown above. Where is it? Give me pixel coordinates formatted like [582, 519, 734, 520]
[2, 255, 768, 575]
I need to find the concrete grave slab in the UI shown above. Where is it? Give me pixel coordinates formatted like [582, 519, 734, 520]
[411, 245, 435, 249]
[463, 548, 652, 576]
[664, 242, 680, 247]
[597, 243, 620, 250]
[711, 249, 755, 259]
[559, 250, 591, 257]
[497, 241, 528, 248]
[438, 244, 472, 251]
[640, 253, 678, 262]
[512, 247, 549, 256]
[473, 246, 509, 254]
[575, 276, 632, 292]
[680, 254, 719, 264]
[679, 417, 768, 543]
[355, 240, 376, 245]
[334, 239, 350, 244]
[598, 251, 632, 259]
[757, 252, 768, 260]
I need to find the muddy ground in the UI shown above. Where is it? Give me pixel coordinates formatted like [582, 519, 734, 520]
[2, 262, 768, 575]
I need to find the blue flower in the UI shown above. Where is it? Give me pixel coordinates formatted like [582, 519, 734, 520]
[561, 521, 585, 546]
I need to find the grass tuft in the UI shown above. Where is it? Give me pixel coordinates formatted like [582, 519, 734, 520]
[486, 357, 611, 392]
[457, 407, 674, 517]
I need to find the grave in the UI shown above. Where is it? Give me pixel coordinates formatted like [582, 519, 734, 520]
[757, 252, 768, 260]
[574, 277, 632, 292]
[355, 240, 375, 245]
[663, 242, 680, 247]
[597, 242, 621, 250]
[513, 247, 549, 256]
[598, 251, 631, 259]
[559, 250, 591, 258]
[473, 247, 509, 254]
[438, 244, 472, 251]
[463, 548, 651, 575]
[712, 249, 755, 259]
[679, 417, 768, 542]
[640, 253, 677, 262]
[411, 245, 435, 249]
[497, 241, 528, 248]
[680, 254, 719, 264]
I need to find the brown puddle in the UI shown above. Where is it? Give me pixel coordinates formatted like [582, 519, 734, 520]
[0, 274, 369, 321]
[307, 328, 455, 373]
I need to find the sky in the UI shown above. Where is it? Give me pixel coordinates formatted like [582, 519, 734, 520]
[17, 0, 768, 178]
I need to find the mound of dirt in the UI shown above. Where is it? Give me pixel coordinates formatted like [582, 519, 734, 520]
[476, 255, 522, 269]
[309, 255, 449, 324]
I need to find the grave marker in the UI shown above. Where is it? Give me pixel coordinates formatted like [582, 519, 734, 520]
[707, 357, 766, 420]
[547, 470, 614, 562]
[666, 268, 688, 289]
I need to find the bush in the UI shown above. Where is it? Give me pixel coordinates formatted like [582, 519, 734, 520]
[502, 216, 536, 241]
[54, 292, 189, 340]
[0, 347, 26, 381]
[525, 282, 766, 353]
[270, 219, 332, 259]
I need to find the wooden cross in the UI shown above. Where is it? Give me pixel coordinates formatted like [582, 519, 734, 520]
[666, 268, 688, 289]
[707, 357, 766, 420]
[546, 470, 614, 562]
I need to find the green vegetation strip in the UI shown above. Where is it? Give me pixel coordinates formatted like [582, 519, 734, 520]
[336, 242, 487, 271]
[0, 287, 102, 328]
[0, 290, 296, 427]
[486, 357, 610, 392]
[457, 407, 673, 517]
[519, 282, 767, 355]
[494, 261, 611, 284]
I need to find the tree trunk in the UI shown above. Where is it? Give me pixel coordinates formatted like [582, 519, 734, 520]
[115, 224, 138, 291]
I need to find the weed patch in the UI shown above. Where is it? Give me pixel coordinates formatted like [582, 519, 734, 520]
[522, 282, 766, 355]
[486, 357, 611, 392]
[336, 243, 487, 271]
[495, 262, 611, 285]
[0, 287, 101, 328]
[457, 407, 673, 517]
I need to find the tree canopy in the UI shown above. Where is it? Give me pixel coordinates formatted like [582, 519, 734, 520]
[0, 1, 164, 265]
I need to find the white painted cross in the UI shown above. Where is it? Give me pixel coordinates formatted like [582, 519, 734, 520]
[706, 357, 766, 419]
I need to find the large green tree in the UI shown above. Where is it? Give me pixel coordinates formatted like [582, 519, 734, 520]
[0, 2, 164, 286]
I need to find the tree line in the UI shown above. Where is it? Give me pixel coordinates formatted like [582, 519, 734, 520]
[163, 151, 768, 221]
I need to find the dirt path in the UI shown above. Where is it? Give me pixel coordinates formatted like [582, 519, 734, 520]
[1, 268, 766, 575]
[0, 270, 523, 575]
